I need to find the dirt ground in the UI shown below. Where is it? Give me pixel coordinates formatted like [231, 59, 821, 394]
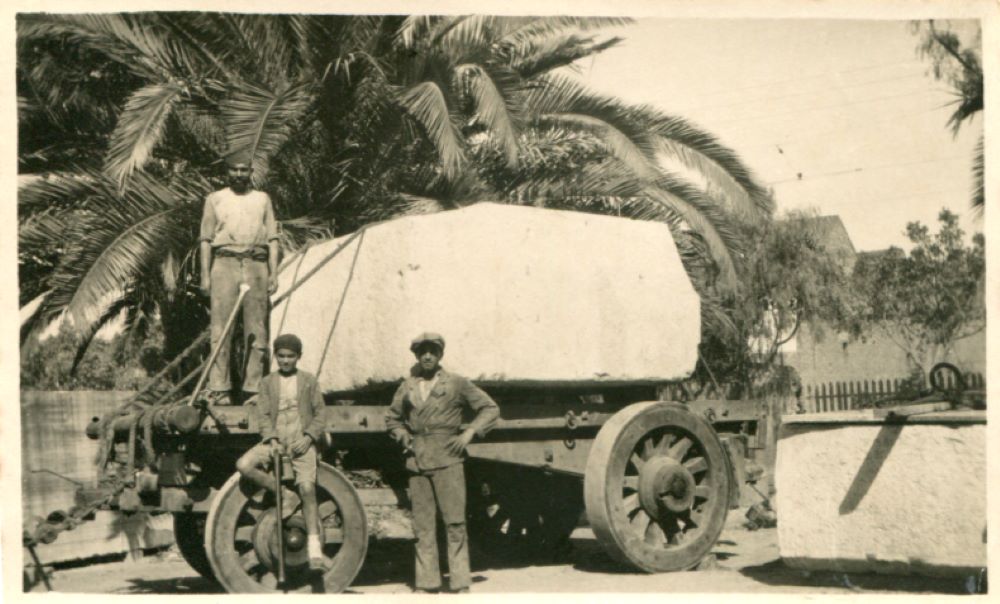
[26, 510, 978, 596]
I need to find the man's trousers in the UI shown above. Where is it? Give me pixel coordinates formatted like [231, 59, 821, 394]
[208, 255, 268, 394]
[408, 463, 470, 591]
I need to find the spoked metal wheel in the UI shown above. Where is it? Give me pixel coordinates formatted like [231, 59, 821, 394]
[584, 402, 731, 572]
[173, 513, 215, 581]
[205, 462, 368, 593]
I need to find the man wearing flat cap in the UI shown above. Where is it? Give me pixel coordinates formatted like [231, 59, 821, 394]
[385, 332, 500, 593]
[199, 149, 280, 404]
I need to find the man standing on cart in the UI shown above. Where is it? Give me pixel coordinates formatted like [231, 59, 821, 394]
[385, 333, 500, 593]
[199, 149, 281, 404]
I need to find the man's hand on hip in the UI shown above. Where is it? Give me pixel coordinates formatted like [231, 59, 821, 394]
[445, 430, 474, 456]
[268, 275, 278, 295]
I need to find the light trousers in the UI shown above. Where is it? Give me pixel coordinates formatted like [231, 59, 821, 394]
[208, 255, 268, 393]
[409, 463, 470, 591]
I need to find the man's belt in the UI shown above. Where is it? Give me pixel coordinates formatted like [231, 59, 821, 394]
[411, 428, 459, 437]
[215, 247, 269, 261]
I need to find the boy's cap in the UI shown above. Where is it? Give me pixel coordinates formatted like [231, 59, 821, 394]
[273, 334, 302, 355]
[410, 332, 445, 353]
[225, 148, 253, 167]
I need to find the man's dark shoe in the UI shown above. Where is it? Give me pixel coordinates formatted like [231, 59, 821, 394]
[452, 587, 470, 594]
[413, 588, 439, 594]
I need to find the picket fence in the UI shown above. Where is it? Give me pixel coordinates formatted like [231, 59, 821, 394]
[797, 372, 985, 414]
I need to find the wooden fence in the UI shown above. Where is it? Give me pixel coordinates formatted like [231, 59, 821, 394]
[796, 372, 985, 414]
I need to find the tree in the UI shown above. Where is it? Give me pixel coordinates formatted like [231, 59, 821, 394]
[912, 20, 983, 212]
[850, 209, 984, 378]
[691, 211, 857, 398]
[18, 14, 772, 368]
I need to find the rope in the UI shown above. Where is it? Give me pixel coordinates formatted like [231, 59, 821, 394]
[315, 229, 367, 376]
[276, 243, 311, 336]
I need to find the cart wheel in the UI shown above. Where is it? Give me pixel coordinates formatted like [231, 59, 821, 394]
[468, 469, 582, 562]
[584, 402, 731, 572]
[173, 513, 215, 581]
[205, 462, 367, 593]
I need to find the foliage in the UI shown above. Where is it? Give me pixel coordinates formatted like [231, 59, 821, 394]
[691, 211, 857, 397]
[912, 20, 983, 212]
[18, 14, 771, 375]
[21, 323, 165, 390]
[850, 209, 985, 377]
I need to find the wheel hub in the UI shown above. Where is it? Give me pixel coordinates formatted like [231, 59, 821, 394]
[637, 456, 696, 518]
[252, 512, 309, 571]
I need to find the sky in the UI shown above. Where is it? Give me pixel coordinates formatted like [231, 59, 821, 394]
[574, 19, 983, 251]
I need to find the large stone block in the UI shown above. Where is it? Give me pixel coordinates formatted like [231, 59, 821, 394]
[271, 203, 700, 392]
[775, 410, 986, 577]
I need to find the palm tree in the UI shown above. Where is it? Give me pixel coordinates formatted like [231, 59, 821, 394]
[18, 14, 771, 363]
[913, 20, 984, 213]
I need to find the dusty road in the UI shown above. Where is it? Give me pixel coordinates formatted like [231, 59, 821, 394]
[28, 514, 976, 595]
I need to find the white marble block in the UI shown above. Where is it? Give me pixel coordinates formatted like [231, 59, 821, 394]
[271, 203, 700, 392]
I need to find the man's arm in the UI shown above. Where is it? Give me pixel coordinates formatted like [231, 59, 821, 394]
[255, 382, 277, 443]
[302, 374, 326, 444]
[199, 195, 216, 296]
[264, 194, 280, 294]
[384, 382, 411, 446]
[460, 378, 500, 438]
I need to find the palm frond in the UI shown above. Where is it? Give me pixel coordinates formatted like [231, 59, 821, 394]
[499, 17, 633, 46]
[455, 64, 520, 166]
[972, 133, 983, 214]
[220, 81, 316, 187]
[529, 74, 772, 219]
[396, 81, 465, 179]
[396, 15, 440, 49]
[536, 113, 658, 181]
[41, 172, 209, 334]
[648, 117, 773, 218]
[511, 34, 623, 78]
[19, 171, 100, 215]
[105, 82, 186, 189]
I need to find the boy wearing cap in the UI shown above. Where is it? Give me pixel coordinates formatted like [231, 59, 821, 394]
[199, 150, 280, 404]
[385, 332, 500, 593]
[236, 334, 325, 568]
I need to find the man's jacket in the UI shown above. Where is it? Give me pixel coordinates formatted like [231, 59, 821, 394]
[385, 367, 499, 471]
[254, 369, 325, 444]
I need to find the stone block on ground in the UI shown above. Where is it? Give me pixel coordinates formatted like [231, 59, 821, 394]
[775, 410, 986, 577]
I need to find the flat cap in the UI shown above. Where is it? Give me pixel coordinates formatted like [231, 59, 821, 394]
[410, 332, 445, 353]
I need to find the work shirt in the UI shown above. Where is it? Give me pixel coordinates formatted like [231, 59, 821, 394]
[200, 188, 279, 252]
[385, 367, 500, 472]
[255, 369, 326, 445]
[275, 374, 303, 444]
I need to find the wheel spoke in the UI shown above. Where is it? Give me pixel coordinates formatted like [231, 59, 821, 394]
[318, 500, 339, 519]
[259, 572, 277, 589]
[684, 456, 708, 474]
[655, 434, 672, 455]
[235, 525, 254, 542]
[642, 437, 655, 459]
[622, 475, 638, 491]
[323, 526, 344, 543]
[660, 516, 682, 545]
[239, 549, 260, 572]
[693, 485, 711, 500]
[667, 437, 693, 460]
[630, 509, 651, 537]
[629, 452, 645, 472]
[622, 493, 639, 513]
[644, 520, 666, 545]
